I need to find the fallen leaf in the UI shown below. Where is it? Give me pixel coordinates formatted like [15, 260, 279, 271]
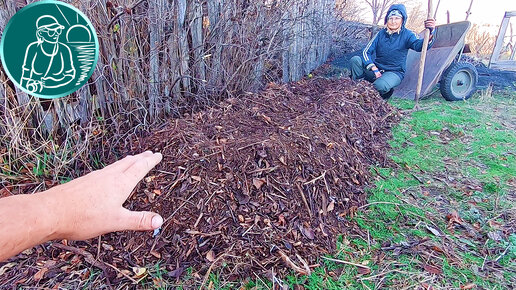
[488, 220, 502, 229]
[132, 267, 147, 279]
[101, 243, 114, 251]
[279, 156, 287, 165]
[461, 283, 476, 289]
[0, 262, 16, 276]
[446, 211, 463, 228]
[357, 267, 371, 275]
[167, 267, 185, 279]
[144, 176, 156, 183]
[425, 225, 442, 236]
[252, 178, 266, 190]
[421, 283, 435, 290]
[191, 176, 202, 182]
[153, 189, 162, 195]
[206, 250, 216, 262]
[327, 201, 335, 212]
[300, 225, 315, 240]
[34, 267, 49, 281]
[424, 264, 442, 275]
[261, 114, 272, 123]
[150, 250, 161, 259]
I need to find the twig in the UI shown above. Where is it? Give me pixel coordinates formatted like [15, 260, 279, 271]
[104, 262, 138, 284]
[358, 202, 401, 210]
[237, 140, 269, 151]
[278, 250, 311, 276]
[184, 230, 222, 237]
[52, 243, 113, 289]
[322, 256, 370, 269]
[295, 183, 312, 218]
[304, 171, 326, 185]
[494, 246, 510, 262]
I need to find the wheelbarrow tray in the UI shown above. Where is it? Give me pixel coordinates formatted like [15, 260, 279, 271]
[395, 21, 472, 99]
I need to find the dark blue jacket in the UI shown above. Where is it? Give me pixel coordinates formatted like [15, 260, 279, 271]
[361, 4, 434, 79]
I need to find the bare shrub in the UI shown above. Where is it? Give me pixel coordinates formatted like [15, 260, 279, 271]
[0, 0, 336, 185]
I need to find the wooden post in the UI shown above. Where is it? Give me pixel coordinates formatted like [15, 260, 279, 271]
[433, 0, 440, 19]
[414, 0, 433, 107]
[489, 13, 510, 67]
[447, 10, 450, 24]
[465, 0, 474, 21]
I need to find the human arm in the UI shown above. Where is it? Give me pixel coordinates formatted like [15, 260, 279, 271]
[407, 18, 436, 52]
[361, 32, 381, 77]
[0, 151, 163, 262]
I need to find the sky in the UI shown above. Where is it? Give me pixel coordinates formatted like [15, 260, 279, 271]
[358, 1, 516, 35]
[430, 0, 516, 28]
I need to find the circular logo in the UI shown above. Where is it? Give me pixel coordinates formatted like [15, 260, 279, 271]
[0, 0, 99, 99]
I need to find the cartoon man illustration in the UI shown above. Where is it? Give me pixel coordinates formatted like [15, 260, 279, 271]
[20, 15, 76, 93]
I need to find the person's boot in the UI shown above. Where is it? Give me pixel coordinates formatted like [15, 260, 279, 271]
[380, 88, 394, 100]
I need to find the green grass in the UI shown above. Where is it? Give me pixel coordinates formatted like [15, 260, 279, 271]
[282, 92, 516, 289]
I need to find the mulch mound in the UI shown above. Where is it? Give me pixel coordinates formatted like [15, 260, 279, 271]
[0, 78, 400, 287]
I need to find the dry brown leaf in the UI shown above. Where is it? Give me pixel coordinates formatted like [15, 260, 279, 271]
[424, 264, 442, 275]
[153, 189, 162, 195]
[34, 267, 49, 281]
[279, 156, 287, 165]
[144, 176, 156, 183]
[252, 178, 266, 189]
[461, 283, 476, 289]
[150, 250, 161, 259]
[191, 176, 202, 182]
[0, 262, 16, 276]
[357, 266, 371, 275]
[206, 250, 216, 262]
[132, 267, 147, 279]
[446, 211, 464, 228]
[261, 114, 272, 123]
[327, 201, 335, 212]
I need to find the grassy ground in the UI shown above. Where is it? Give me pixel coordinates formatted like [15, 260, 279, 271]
[192, 91, 516, 290]
[267, 91, 515, 290]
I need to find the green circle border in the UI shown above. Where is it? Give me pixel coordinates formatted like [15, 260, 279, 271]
[0, 0, 99, 99]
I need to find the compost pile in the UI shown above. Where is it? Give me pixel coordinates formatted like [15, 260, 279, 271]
[1, 78, 400, 286]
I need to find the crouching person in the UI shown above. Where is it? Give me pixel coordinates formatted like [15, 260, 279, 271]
[350, 3, 436, 99]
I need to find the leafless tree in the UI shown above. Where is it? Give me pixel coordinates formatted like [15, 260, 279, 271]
[335, 0, 365, 22]
[466, 23, 497, 59]
[404, 1, 426, 32]
[363, 0, 394, 25]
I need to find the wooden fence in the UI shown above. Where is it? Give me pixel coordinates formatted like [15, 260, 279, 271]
[0, 0, 336, 179]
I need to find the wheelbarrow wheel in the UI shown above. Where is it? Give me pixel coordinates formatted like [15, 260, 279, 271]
[440, 62, 478, 101]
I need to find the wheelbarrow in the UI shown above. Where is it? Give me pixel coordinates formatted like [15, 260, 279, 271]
[395, 21, 478, 101]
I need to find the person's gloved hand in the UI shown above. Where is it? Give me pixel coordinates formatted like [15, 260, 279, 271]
[424, 18, 436, 33]
[44, 151, 164, 240]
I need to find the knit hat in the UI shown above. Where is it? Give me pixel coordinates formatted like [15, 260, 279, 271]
[387, 9, 403, 19]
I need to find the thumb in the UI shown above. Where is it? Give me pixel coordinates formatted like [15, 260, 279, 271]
[121, 209, 163, 231]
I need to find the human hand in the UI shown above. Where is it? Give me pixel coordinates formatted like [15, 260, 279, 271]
[424, 18, 436, 31]
[43, 151, 164, 240]
[374, 71, 382, 78]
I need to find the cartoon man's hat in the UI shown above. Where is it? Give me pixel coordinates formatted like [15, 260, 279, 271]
[36, 15, 65, 30]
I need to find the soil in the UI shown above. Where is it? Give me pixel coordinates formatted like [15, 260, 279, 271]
[0, 78, 400, 287]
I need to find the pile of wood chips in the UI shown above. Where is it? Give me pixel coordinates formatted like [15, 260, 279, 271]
[1, 77, 401, 286]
